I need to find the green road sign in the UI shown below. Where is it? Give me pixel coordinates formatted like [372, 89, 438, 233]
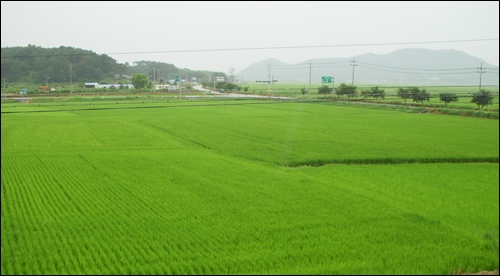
[175, 76, 179, 82]
[321, 76, 332, 84]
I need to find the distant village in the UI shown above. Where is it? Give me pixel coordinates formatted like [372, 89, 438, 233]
[84, 74, 188, 91]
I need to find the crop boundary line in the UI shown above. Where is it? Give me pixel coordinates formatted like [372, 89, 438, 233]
[282, 157, 500, 167]
[2, 98, 498, 120]
[0, 100, 298, 114]
[139, 121, 212, 150]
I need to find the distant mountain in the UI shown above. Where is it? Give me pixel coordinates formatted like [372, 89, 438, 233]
[236, 48, 499, 85]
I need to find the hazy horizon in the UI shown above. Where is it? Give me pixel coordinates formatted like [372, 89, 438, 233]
[2, 1, 498, 74]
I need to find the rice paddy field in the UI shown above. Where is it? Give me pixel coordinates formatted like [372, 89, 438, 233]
[1, 98, 498, 274]
[248, 83, 499, 111]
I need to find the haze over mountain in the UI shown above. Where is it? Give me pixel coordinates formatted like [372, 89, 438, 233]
[235, 48, 499, 86]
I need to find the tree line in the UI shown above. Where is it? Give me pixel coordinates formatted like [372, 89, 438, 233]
[315, 84, 495, 110]
[1, 45, 225, 85]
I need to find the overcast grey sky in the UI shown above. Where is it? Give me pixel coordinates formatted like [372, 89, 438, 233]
[2, 1, 498, 74]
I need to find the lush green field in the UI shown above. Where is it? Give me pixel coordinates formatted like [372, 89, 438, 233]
[245, 83, 500, 110]
[245, 83, 499, 95]
[0, 97, 275, 113]
[1, 101, 498, 274]
[3, 82, 499, 112]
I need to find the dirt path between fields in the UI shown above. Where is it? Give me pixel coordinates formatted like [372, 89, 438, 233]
[453, 269, 499, 275]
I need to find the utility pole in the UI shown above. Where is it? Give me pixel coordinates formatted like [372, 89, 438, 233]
[477, 63, 486, 92]
[229, 66, 235, 84]
[267, 63, 272, 94]
[69, 63, 72, 94]
[351, 57, 357, 85]
[158, 69, 161, 88]
[332, 76, 335, 97]
[271, 76, 274, 96]
[308, 62, 313, 98]
[153, 67, 156, 93]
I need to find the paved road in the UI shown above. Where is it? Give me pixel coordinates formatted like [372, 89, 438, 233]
[192, 85, 295, 100]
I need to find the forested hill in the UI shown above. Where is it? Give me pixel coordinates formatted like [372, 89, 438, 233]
[3, 45, 498, 86]
[0, 45, 220, 84]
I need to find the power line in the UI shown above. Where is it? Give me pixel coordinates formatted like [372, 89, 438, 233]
[1, 38, 498, 59]
[359, 64, 478, 75]
[357, 61, 477, 71]
[240, 61, 498, 75]
[87, 38, 500, 55]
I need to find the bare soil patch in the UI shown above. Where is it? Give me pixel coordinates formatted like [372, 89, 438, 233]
[451, 269, 499, 275]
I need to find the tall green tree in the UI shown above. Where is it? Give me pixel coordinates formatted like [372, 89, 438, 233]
[360, 88, 372, 98]
[397, 87, 412, 104]
[317, 85, 333, 98]
[131, 74, 148, 89]
[336, 83, 357, 99]
[361, 86, 385, 99]
[409, 87, 430, 105]
[439, 93, 458, 107]
[0, 58, 23, 82]
[471, 90, 494, 110]
[217, 81, 240, 92]
[371, 86, 385, 100]
[300, 87, 307, 97]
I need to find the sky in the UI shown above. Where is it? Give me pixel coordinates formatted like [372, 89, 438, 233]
[2, 1, 499, 74]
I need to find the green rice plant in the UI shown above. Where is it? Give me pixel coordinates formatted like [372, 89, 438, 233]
[1, 102, 498, 275]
